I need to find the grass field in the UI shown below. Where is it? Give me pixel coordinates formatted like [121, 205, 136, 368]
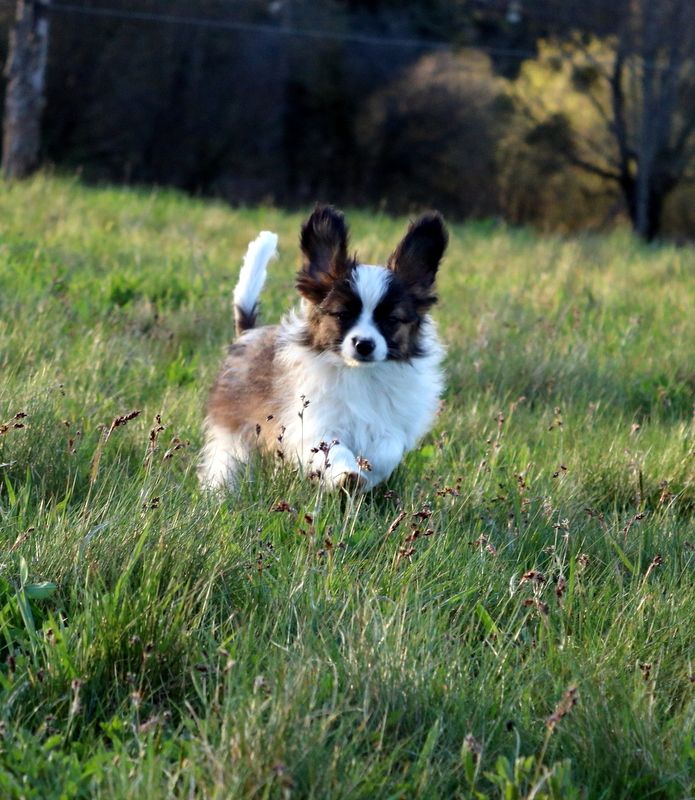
[0, 175, 694, 799]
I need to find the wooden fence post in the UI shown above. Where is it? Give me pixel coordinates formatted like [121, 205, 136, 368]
[2, 0, 51, 180]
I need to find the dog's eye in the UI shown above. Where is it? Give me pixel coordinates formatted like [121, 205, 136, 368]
[326, 309, 350, 321]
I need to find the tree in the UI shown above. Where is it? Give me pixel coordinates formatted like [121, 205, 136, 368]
[2, 0, 51, 179]
[357, 50, 503, 218]
[512, 0, 695, 240]
[609, 0, 695, 239]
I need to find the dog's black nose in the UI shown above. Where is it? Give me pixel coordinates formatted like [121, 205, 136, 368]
[353, 337, 375, 357]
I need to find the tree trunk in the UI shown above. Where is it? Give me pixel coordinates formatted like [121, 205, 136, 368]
[644, 189, 664, 241]
[2, 0, 51, 180]
[625, 177, 668, 242]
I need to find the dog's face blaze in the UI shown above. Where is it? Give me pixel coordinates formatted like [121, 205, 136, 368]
[297, 206, 448, 365]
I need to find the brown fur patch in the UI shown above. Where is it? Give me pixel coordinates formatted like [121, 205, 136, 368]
[206, 326, 282, 452]
[388, 317, 422, 359]
[234, 303, 257, 337]
[299, 268, 431, 361]
[303, 279, 363, 353]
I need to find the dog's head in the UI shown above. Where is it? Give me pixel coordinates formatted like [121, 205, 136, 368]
[296, 206, 447, 366]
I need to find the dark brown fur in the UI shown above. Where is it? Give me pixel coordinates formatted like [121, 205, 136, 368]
[387, 212, 447, 307]
[206, 207, 447, 457]
[295, 205, 447, 361]
[296, 206, 357, 304]
[207, 327, 281, 451]
[234, 303, 258, 337]
[303, 278, 362, 353]
[372, 279, 425, 359]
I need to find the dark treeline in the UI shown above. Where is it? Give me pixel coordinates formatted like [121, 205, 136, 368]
[1, 0, 694, 237]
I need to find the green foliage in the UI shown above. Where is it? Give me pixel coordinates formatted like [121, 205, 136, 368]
[499, 38, 620, 229]
[481, 755, 579, 800]
[0, 176, 694, 797]
[357, 50, 504, 217]
[107, 273, 140, 307]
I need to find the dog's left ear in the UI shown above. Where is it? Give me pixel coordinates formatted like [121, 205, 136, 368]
[297, 205, 354, 304]
[388, 212, 448, 302]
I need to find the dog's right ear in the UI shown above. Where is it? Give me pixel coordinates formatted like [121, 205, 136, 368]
[297, 205, 354, 303]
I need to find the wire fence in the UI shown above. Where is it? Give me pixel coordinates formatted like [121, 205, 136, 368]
[0, 0, 593, 63]
[0, 1, 688, 71]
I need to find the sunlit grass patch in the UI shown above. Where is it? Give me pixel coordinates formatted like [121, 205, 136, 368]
[1, 175, 694, 798]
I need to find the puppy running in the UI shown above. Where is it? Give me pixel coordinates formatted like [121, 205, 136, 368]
[200, 205, 447, 492]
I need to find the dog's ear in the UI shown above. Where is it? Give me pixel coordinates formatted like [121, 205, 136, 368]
[388, 212, 447, 304]
[297, 205, 354, 303]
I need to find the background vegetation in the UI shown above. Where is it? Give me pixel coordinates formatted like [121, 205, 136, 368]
[1, 0, 695, 238]
[0, 176, 693, 797]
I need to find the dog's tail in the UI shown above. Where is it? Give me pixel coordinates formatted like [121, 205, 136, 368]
[232, 231, 278, 336]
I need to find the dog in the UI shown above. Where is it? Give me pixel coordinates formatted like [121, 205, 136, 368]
[199, 205, 447, 493]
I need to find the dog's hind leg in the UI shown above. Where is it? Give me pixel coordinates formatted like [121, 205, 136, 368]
[198, 422, 249, 492]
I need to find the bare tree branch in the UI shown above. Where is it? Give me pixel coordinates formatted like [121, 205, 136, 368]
[566, 153, 621, 181]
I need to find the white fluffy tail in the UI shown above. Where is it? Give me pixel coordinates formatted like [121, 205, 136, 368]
[233, 231, 278, 336]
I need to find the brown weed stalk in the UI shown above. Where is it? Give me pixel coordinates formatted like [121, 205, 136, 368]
[90, 410, 141, 485]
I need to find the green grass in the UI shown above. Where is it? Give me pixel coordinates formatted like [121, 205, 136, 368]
[0, 174, 694, 799]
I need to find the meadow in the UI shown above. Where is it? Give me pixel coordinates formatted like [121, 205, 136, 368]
[0, 175, 693, 799]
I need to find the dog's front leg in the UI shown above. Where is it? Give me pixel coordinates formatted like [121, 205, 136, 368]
[358, 437, 406, 490]
[307, 440, 366, 491]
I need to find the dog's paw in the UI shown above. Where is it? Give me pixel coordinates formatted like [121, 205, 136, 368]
[336, 471, 367, 493]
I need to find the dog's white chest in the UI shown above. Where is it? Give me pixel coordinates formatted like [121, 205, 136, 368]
[279, 342, 444, 466]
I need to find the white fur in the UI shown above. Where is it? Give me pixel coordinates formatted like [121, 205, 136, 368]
[199, 422, 250, 492]
[276, 310, 444, 489]
[201, 242, 445, 493]
[233, 231, 278, 317]
[341, 265, 391, 365]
